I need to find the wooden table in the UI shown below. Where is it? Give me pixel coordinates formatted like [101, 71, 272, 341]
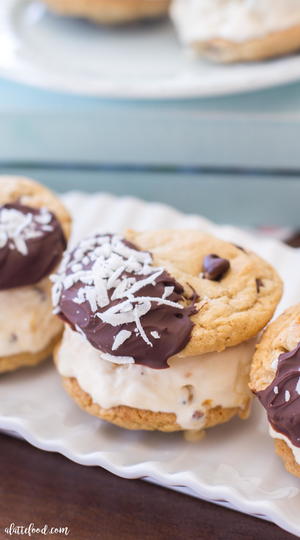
[0, 433, 295, 540]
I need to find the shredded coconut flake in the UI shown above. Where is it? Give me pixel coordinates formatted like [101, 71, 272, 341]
[112, 330, 132, 351]
[163, 286, 174, 299]
[52, 233, 186, 355]
[285, 390, 291, 402]
[125, 269, 163, 296]
[134, 306, 153, 347]
[271, 357, 278, 371]
[35, 208, 52, 225]
[0, 206, 53, 256]
[101, 353, 135, 365]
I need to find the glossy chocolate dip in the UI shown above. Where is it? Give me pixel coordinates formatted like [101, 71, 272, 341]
[0, 203, 66, 290]
[52, 233, 197, 369]
[257, 343, 300, 447]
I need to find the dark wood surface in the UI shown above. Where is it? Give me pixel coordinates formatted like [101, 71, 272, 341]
[0, 433, 296, 540]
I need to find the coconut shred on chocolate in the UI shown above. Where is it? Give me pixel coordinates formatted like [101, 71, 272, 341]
[52, 233, 198, 369]
[257, 343, 300, 447]
[0, 203, 66, 290]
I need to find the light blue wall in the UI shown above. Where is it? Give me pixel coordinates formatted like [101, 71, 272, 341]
[0, 168, 298, 227]
[0, 78, 300, 226]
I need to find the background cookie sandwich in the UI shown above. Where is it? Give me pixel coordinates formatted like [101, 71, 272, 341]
[42, 0, 170, 24]
[170, 0, 300, 63]
[250, 305, 300, 478]
[0, 177, 71, 374]
[53, 229, 282, 433]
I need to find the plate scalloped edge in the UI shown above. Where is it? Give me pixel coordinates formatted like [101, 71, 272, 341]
[0, 419, 296, 536]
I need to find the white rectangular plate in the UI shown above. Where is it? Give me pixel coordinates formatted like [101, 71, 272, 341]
[1, 192, 300, 537]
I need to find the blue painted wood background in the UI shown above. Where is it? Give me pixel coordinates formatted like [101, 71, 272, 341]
[0, 78, 299, 226]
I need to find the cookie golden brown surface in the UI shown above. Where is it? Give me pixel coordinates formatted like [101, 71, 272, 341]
[0, 332, 62, 374]
[250, 305, 300, 393]
[250, 304, 300, 478]
[192, 24, 300, 63]
[42, 0, 170, 23]
[126, 229, 282, 356]
[275, 439, 300, 479]
[0, 176, 71, 240]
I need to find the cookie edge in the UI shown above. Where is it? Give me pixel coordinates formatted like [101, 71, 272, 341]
[191, 24, 300, 63]
[58, 369, 251, 432]
[0, 331, 63, 374]
[41, 0, 170, 23]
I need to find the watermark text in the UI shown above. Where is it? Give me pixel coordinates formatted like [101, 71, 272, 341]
[4, 523, 70, 537]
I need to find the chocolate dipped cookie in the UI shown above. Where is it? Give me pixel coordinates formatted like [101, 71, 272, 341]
[41, 0, 170, 24]
[250, 305, 300, 478]
[0, 177, 71, 373]
[53, 230, 282, 433]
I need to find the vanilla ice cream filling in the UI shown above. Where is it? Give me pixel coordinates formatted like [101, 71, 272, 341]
[269, 424, 300, 466]
[0, 278, 62, 356]
[171, 0, 300, 44]
[57, 326, 254, 430]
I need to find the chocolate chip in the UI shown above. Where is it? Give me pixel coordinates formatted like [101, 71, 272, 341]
[181, 384, 194, 405]
[203, 254, 230, 281]
[256, 278, 264, 293]
[233, 243, 247, 253]
[192, 410, 204, 420]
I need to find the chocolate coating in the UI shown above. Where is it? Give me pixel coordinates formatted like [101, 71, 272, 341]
[55, 234, 198, 369]
[257, 343, 300, 448]
[0, 203, 66, 290]
[203, 254, 230, 281]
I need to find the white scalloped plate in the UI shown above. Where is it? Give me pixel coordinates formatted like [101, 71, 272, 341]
[2, 0, 300, 97]
[1, 192, 300, 537]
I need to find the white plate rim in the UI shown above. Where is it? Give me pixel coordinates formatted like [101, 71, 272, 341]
[2, 0, 300, 98]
